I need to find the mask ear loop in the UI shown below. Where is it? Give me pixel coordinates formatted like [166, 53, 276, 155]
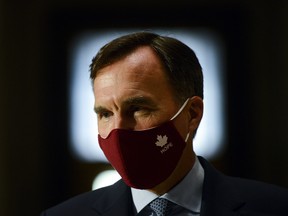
[184, 132, 190, 142]
[170, 98, 190, 121]
[170, 98, 191, 143]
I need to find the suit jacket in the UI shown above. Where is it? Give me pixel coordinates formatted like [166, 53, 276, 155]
[41, 157, 288, 216]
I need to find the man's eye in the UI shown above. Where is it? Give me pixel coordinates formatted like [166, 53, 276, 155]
[131, 106, 142, 112]
[98, 111, 112, 120]
[130, 106, 151, 116]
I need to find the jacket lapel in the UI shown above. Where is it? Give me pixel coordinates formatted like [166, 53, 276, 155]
[198, 157, 246, 216]
[91, 179, 136, 216]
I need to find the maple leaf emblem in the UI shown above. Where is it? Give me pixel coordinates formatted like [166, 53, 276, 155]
[155, 135, 168, 147]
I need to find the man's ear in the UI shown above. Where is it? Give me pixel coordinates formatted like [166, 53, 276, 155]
[188, 96, 204, 133]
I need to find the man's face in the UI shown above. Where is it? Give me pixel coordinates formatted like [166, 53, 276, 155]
[93, 46, 189, 139]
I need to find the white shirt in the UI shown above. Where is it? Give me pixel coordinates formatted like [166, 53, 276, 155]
[131, 157, 204, 215]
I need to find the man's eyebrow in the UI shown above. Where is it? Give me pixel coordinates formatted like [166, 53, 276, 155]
[123, 96, 157, 107]
[93, 96, 157, 114]
[93, 106, 107, 114]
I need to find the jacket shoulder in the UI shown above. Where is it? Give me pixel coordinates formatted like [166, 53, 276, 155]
[41, 180, 129, 216]
[229, 175, 288, 205]
[198, 156, 288, 215]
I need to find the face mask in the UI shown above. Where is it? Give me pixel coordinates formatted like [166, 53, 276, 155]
[98, 99, 190, 189]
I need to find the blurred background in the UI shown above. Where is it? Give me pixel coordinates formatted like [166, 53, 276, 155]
[1, 1, 288, 216]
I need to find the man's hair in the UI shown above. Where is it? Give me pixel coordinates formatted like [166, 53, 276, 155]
[90, 31, 203, 103]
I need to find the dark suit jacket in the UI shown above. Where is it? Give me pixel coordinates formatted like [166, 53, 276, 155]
[41, 157, 288, 216]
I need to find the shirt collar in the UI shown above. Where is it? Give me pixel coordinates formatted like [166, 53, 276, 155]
[131, 157, 204, 213]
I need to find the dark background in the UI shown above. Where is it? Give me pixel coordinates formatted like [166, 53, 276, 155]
[1, 1, 288, 216]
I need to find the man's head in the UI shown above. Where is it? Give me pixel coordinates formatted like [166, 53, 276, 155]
[90, 32, 204, 192]
[90, 32, 203, 105]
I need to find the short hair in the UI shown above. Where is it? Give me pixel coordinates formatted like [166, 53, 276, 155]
[90, 31, 203, 103]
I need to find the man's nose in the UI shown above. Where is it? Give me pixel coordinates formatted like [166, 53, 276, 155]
[113, 115, 136, 131]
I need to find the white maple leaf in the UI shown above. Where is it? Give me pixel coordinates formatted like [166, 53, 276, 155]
[155, 135, 168, 147]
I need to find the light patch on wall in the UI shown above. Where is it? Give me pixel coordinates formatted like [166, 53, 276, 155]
[92, 170, 121, 190]
[69, 28, 226, 162]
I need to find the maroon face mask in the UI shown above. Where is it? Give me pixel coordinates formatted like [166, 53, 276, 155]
[98, 99, 190, 189]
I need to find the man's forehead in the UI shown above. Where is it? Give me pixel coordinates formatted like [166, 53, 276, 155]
[95, 46, 163, 76]
[95, 94, 157, 107]
[92, 45, 177, 110]
[93, 49, 167, 90]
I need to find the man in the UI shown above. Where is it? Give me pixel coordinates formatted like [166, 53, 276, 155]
[41, 32, 288, 216]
